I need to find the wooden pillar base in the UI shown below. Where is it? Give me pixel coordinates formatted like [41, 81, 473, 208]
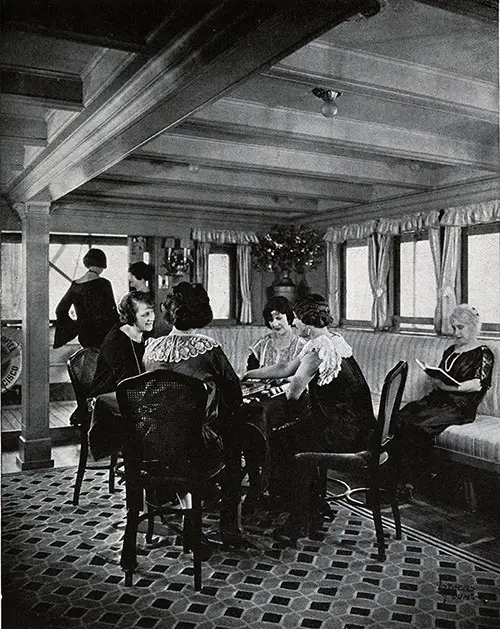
[17, 436, 54, 470]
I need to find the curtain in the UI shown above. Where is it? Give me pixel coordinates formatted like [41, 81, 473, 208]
[325, 241, 341, 326]
[237, 244, 252, 324]
[191, 229, 258, 323]
[193, 242, 210, 287]
[429, 225, 461, 334]
[368, 232, 392, 330]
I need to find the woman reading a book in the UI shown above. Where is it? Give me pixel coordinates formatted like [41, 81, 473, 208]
[395, 304, 494, 497]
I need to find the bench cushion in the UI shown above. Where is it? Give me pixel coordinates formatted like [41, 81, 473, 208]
[435, 415, 500, 471]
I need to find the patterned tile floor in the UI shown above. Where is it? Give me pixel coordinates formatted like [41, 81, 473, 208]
[2, 468, 500, 629]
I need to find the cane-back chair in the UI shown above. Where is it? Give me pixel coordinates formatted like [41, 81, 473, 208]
[67, 347, 118, 505]
[116, 369, 225, 590]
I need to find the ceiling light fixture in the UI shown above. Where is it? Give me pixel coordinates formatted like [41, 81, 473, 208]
[312, 87, 342, 118]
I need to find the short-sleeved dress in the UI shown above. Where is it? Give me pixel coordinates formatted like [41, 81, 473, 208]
[292, 332, 376, 454]
[397, 344, 494, 440]
[247, 333, 306, 370]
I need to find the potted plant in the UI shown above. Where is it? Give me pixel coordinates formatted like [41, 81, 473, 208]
[252, 224, 325, 299]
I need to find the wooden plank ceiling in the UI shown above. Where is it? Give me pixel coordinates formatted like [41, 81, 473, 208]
[0, 0, 498, 230]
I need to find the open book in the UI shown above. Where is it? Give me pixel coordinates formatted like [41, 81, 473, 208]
[415, 359, 460, 387]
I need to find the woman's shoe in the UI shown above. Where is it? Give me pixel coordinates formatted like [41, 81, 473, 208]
[273, 525, 299, 548]
[221, 531, 259, 549]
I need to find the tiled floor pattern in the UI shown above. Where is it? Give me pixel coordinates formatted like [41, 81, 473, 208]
[2, 468, 500, 629]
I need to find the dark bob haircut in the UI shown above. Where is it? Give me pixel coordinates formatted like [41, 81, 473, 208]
[163, 282, 213, 330]
[118, 291, 154, 325]
[263, 296, 294, 328]
[83, 248, 107, 269]
[128, 261, 152, 284]
[294, 294, 333, 328]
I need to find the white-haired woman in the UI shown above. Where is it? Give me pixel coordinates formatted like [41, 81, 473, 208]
[395, 304, 494, 495]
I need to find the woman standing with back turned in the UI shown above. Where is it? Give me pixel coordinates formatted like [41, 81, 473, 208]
[54, 248, 118, 349]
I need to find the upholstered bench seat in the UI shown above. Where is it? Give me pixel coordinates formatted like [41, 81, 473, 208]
[435, 415, 500, 473]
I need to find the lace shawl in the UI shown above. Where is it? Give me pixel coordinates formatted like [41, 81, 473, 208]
[299, 332, 353, 386]
[144, 333, 219, 363]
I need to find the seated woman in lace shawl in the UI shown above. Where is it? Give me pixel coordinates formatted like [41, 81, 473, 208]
[242, 294, 375, 543]
[143, 282, 246, 548]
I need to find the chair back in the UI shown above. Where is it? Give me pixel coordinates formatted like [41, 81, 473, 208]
[370, 360, 408, 469]
[67, 347, 100, 404]
[116, 369, 210, 477]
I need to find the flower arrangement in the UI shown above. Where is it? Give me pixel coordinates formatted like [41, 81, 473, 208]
[252, 224, 325, 275]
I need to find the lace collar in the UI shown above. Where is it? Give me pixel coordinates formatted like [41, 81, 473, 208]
[300, 332, 353, 386]
[145, 332, 219, 363]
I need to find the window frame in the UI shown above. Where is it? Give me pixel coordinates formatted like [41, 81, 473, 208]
[394, 229, 436, 331]
[340, 239, 372, 328]
[207, 244, 238, 325]
[461, 222, 500, 333]
[1, 232, 128, 325]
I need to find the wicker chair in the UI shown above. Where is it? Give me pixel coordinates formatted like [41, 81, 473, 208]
[116, 369, 225, 590]
[67, 347, 118, 505]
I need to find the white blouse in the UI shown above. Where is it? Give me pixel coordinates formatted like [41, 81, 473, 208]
[298, 332, 353, 386]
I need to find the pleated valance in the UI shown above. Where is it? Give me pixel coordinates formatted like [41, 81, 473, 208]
[324, 220, 377, 243]
[440, 200, 500, 227]
[325, 211, 443, 242]
[191, 229, 259, 244]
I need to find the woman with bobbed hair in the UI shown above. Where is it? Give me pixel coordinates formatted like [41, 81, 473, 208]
[247, 296, 305, 369]
[90, 291, 155, 397]
[395, 303, 494, 497]
[243, 294, 375, 543]
[54, 248, 118, 349]
[143, 282, 247, 548]
[128, 261, 153, 293]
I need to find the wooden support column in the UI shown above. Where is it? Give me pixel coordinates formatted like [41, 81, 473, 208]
[14, 202, 54, 470]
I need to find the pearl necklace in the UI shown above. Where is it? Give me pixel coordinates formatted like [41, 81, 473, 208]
[444, 352, 461, 372]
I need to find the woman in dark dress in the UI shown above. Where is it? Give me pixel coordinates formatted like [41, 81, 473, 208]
[143, 282, 246, 547]
[88, 291, 155, 461]
[243, 294, 375, 543]
[395, 304, 494, 495]
[91, 291, 155, 397]
[54, 248, 118, 349]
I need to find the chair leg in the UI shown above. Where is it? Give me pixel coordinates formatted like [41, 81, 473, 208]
[145, 489, 156, 544]
[121, 504, 140, 587]
[109, 452, 118, 494]
[369, 487, 386, 561]
[73, 427, 89, 506]
[391, 502, 402, 540]
[191, 494, 203, 591]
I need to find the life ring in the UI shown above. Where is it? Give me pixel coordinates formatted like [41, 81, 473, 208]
[1, 332, 22, 393]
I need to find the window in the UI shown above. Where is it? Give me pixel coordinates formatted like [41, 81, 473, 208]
[1, 233, 128, 323]
[207, 246, 236, 321]
[464, 223, 500, 331]
[398, 232, 436, 329]
[1, 234, 23, 321]
[344, 242, 371, 323]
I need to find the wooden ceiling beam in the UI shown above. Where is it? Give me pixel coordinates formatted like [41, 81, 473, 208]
[5, 0, 383, 205]
[103, 159, 374, 203]
[0, 67, 83, 111]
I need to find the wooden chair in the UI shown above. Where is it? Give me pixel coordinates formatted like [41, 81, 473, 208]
[116, 369, 225, 590]
[294, 360, 408, 561]
[67, 347, 118, 505]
